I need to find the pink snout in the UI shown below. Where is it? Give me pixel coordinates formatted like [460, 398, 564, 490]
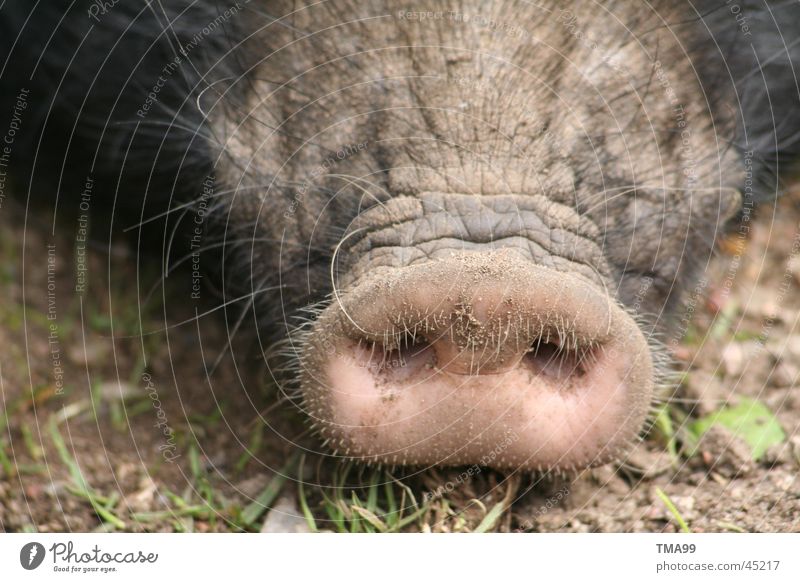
[300, 252, 654, 471]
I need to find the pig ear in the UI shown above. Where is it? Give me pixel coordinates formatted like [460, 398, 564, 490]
[705, 1, 800, 200]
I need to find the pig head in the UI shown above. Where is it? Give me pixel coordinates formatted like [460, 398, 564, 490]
[207, 1, 752, 470]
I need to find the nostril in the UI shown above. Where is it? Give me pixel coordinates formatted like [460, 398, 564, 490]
[356, 335, 436, 382]
[523, 339, 596, 382]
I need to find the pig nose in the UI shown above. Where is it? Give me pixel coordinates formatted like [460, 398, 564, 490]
[301, 251, 654, 470]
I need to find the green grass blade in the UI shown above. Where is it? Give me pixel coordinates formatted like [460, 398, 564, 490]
[655, 487, 691, 533]
[240, 452, 299, 526]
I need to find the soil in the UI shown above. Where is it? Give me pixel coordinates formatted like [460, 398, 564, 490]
[1, 189, 799, 533]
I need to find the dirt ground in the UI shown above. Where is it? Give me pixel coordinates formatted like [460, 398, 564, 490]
[1, 189, 799, 533]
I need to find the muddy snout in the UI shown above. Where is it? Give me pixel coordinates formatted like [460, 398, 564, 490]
[301, 253, 653, 471]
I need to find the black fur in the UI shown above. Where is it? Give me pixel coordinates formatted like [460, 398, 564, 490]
[0, 0, 254, 223]
[698, 0, 800, 197]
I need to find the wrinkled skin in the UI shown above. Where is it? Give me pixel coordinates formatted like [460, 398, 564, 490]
[3, 0, 797, 471]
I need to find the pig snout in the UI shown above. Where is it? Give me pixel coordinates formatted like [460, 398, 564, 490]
[300, 195, 654, 471]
